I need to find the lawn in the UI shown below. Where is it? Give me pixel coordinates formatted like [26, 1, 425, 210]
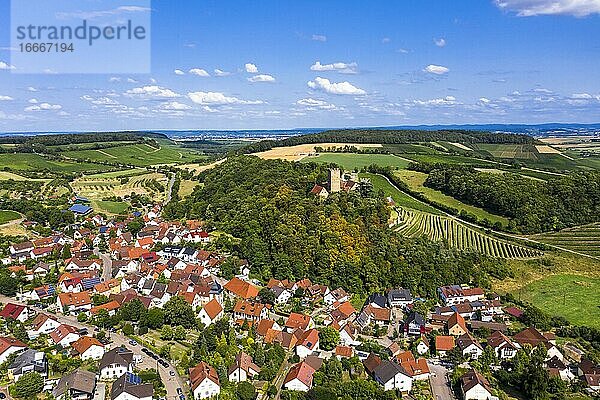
[302, 153, 410, 170]
[178, 179, 198, 197]
[0, 153, 106, 173]
[516, 274, 600, 328]
[0, 210, 22, 224]
[360, 172, 442, 214]
[96, 200, 129, 215]
[393, 170, 510, 226]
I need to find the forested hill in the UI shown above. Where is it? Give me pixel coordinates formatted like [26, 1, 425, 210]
[164, 156, 509, 296]
[416, 162, 600, 234]
[0, 131, 167, 146]
[238, 128, 537, 154]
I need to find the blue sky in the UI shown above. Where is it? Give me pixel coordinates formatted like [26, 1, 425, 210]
[1, 0, 599, 132]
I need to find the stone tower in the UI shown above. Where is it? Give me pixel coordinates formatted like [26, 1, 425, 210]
[328, 168, 341, 193]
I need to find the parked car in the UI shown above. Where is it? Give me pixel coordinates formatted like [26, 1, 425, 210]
[129, 339, 138, 346]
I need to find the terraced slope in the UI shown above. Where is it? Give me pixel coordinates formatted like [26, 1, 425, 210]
[394, 207, 542, 259]
[531, 223, 600, 258]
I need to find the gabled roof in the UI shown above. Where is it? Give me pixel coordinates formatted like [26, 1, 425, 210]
[285, 313, 312, 330]
[435, 335, 455, 351]
[448, 312, 467, 331]
[373, 360, 409, 383]
[0, 303, 26, 320]
[400, 358, 429, 377]
[58, 291, 92, 307]
[53, 369, 96, 397]
[224, 277, 259, 299]
[514, 327, 548, 347]
[50, 324, 79, 344]
[284, 361, 316, 387]
[100, 346, 133, 370]
[456, 332, 483, 351]
[72, 336, 104, 354]
[297, 329, 319, 350]
[31, 313, 58, 331]
[111, 372, 153, 400]
[228, 352, 261, 376]
[190, 361, 220, 389]
[363, 353, 382, 374]
[461, 369, 492, 394]
[0, 337, 27, 355]
[202, 299, 223, 320]
[487, 330, 516, 349]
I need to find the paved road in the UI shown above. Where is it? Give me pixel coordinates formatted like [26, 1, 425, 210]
[0, 295, 186, 400]
[165, 172, 176, 204]
[428, 362, 455, 400]
[99, 252, 113, 282]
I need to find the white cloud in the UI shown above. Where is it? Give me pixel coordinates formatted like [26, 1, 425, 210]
[109, 77, 121, 82]
[28, 98, 38, 103]
[434, 38, 446, 47]
[0, 95, 13, 101]
[124, 85, 180, 99]
[311, 34, 327, 42]
[248, 74, 276, 83]
[81, 95, 119, 105]
[307, 77, 366, 95]
[27, 87, 37, 92]
[245, 63, 258, 73]
[572, 93, 593, 99]
[381, 37, 391, 44]
[160, 101, 192, 110]
[423, 64, 450, 75]
[174, 69, 185, 75]
[189, 68, 210, 77]
[25, 102, 62, 111]
[55, 6, 150, 20]
[214, 69, 231, 77]
[126, 78, 137, 83]
[296, 98, 336, 110]
[413, 96, 458, 106]
[494, 0, 600, 16]
[310, 61, 358, 74]
[0, 61, 16, 70]
[397, 48, 409, 54]
[187, 91, 264, 105]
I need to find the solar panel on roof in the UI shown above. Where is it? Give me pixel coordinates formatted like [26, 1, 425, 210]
[125, 372, 141, 385]
[82, 277, 101, 290]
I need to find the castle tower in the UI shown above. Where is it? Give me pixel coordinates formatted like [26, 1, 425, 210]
[328, 168, 341, 193]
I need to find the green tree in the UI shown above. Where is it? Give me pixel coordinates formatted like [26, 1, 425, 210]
[122, 323, 134, 336]
[13, 372, 44, 399]
[317, 327, 339, 351]
[163, 296, 196, 328]
[236, 381, 257, 400]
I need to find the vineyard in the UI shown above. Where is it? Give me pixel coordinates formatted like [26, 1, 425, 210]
[394, 208, 543, 259]
[531, 223, 600, 258]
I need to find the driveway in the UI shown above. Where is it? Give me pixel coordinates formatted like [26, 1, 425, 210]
[428, 362, 455, 400]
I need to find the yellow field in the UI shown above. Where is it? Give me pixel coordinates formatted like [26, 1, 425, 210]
[254, 143, 383, 162]
[178, 180, 198, 197]
[534, 145, 561, 154]
[174, 158, 226, 173]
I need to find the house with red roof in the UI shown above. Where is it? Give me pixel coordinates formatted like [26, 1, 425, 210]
[71, 336, 105, 360]
[284, 361, 317, 392]
[296, 329, 319, 359]
[50, 324, 81, 347]
[197, 299, 224, 327]
[224, 277, 259, 299]
[0, 303, 30, 323]
[0, 337, 27, 364]
[190, 361, 220, 400]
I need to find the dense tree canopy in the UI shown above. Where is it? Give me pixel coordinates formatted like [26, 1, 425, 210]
[176, 156, 508, 296]
[420, 163, 600, 233]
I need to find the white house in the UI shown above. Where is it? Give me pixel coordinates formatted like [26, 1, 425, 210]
[373, 360, 413, 393]
[190, 361, 221, 400]
[0, 303, 30, 323]
[228, 352, 261, 383]
[111, 372, 153, 400]
[283, 362, 316, 392]
[296, 329, 319, 359]
[457, 333, 484, 360]
[72, 336, 105, 361]
[100, 347, 134, 380]
[0, 337, 27, 364]
[461, 370, 495, 400]
[50, 324, 81, 348]
[27, 313, 61, 339]
[197, 299, 223, 327]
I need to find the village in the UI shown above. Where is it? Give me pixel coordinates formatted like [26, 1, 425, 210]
[0, 195, 598, 400]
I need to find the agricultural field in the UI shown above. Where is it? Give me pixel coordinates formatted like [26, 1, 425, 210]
[0, 153, 108, 173]
[360, 173, 441, 214]
[393, 170, 510, 226]
[381, 143, 441, 154]
[72, 172, 168, 214]
[63, 140, 205, 166]
[400, 153, 496, 167]
[302, 153, 410, 170]
[530, 223, 600, 258]
[473, 143, 540, 159]
[516, 274, 600, 328]
[178, 179, 198, 198]
[254, 142, 383, 161]
[395, 207, 543, 259]
[0, 210, 22, 224]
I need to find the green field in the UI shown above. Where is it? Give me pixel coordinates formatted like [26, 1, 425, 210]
[64, 140, 205, 166]
[394, 170, 510, 227]
[396, 208, 542, 259]
[400, 153, 496, 167]
[0, 153, 107, 173]
[361, 173, 441, 214]
[530, 223, 600, 258]
[474, 144, 539, 159]
[516, 274, 600, 328]
[0, 210, 22, 224]
[96, 201, 129, 215]
[303, 153, 410, 170]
